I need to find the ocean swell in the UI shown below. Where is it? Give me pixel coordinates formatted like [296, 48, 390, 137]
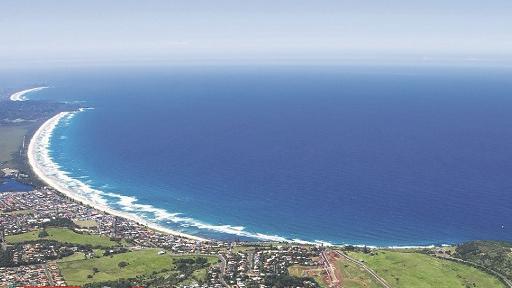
[27, 109, 454, 249]
[28, 109, 316, 243]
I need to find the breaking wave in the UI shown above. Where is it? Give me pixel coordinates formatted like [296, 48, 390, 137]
[27, 109, 324, 244]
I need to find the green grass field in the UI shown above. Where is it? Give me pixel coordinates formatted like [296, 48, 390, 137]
[6, 227, 118, 248]
[58, 249, 218, 285]
[335, 257, 383, 288]
[58, 252, 87, 262]
[348, 250, 505, 288]
[0, 125, 29, 163]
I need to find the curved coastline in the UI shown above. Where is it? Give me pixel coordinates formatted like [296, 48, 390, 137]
[26, 110, 331, 245]
[26, 108, 451, 249]
[28, 110, 207, 242]
[10, 86, 48, 101]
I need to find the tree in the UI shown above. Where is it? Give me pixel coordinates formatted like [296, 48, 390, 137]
[118, 261, 129, 268]
[38, 230, 49, 238]
[196, 256, 208, 266]
[0, 248, 14, 267]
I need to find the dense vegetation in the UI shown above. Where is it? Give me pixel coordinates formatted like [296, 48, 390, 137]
[455, 241, 512, 280]
[41, 217, 78, 229]
[0, 100, 82, 124]
[83, 279, 136, 288]
[0, 247, 14, 267]
[144, 256, 212, 286]
[263, 274, 319, 288]
[174, 256, 209, 272]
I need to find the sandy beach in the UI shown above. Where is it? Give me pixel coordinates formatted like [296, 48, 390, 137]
[25, 111, 446, 248]
[27, 110, 207, 242]
[9, 86, 48, 101]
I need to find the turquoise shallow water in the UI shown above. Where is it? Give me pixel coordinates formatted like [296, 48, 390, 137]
[13, 65, 512, 246]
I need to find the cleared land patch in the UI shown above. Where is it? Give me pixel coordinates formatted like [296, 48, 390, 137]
[73, 219, 98, 228]
[288, 265, 328, 287]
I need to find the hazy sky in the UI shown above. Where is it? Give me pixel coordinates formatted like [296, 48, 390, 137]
[1, 0, 511, 66]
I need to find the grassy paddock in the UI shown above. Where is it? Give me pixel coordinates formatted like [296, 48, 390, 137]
[335, 256, 383, 288]
[6, 227, 118, 248]
[58, 249, 218, 285]
[348, 250, 504, 288]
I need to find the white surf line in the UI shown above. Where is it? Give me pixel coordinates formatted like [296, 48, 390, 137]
[10, 86, 49, 101]
[25, 111, 307, 244]
[28, 111, 207, 242]
[27, 110, 452, 248]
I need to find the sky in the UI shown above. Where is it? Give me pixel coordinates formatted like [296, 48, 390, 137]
[1, 0, 511, 66]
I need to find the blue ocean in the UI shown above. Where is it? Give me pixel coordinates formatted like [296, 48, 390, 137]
[12, 65, 512, 246]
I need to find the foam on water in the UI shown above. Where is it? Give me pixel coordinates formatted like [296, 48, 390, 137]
[28, 109, 324, 244]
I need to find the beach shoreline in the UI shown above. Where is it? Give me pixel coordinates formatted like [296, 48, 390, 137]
[9, 86, 48, 101]
[23, 110, 455, 249]
[27, 110, 207, 242]
[12, 86, 461, 248]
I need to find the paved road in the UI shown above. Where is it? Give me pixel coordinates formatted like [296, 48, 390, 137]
[218, 254, 230, 288]
[334, 250, 392, 288]
[320, 251, 341, 287]
[247, 249, 255, 270]
[44, 263, 55, 286]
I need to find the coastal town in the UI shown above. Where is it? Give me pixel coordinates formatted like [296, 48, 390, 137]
[0, 89, 335, 288]
[0, 172, 328, 287]
[2, 167, 512, 288]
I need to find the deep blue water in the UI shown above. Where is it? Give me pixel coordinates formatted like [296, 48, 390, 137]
[10, 65, 512, 246]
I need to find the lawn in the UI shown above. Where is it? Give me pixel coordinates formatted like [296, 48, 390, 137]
[348, 251, 504, 288]
[6, 227, 118, 248]
[58, 249, 218, 285]
[335, 257, 383, 288]
[58, 252, 87, 262]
